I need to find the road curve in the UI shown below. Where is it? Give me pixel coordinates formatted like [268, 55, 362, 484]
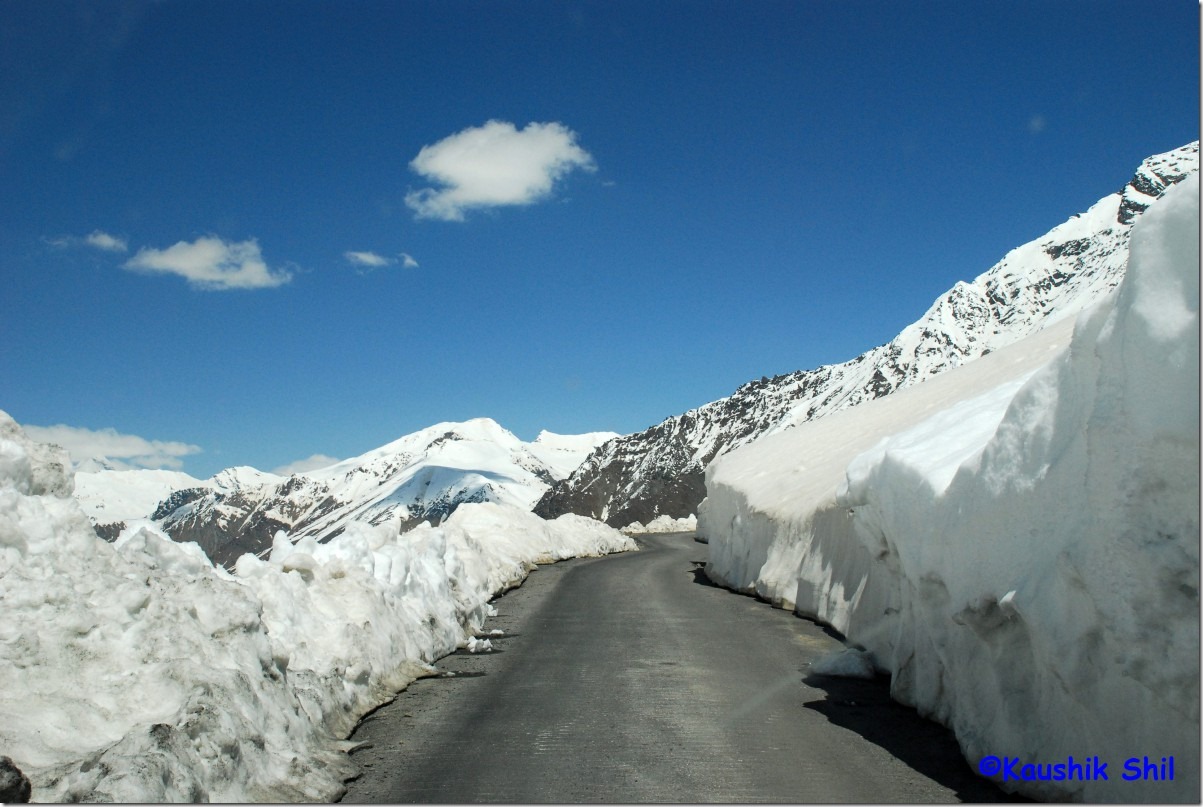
[341, 532, 1008, 803]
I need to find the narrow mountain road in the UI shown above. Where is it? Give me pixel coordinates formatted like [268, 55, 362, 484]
[342, 532, 1010, 803]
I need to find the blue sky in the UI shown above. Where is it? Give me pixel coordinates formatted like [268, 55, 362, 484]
[1, 0, 1198, 478]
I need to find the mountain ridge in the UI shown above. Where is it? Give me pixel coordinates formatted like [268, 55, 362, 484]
[534, 141, 1200, 526]
[79, 418, 617, 566]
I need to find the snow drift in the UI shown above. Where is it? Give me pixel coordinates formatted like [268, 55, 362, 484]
[701, 174, 1199, 801]
[622, 513, 699, 534]
[0, 413, 635, 801]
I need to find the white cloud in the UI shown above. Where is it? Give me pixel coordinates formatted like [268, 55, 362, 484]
[345, 250, 393, 268]
[270, 454, 341, 476]
[85, 230, 128, 252]
[45, 230, 128, 252]
[23, 423, 202, 470]
[124, 236, 291, 290]
[405, 120, 596, 221]
[345, 250, 419, 273]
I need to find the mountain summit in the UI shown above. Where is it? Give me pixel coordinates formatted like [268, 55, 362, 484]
[535, 142, 1200, 526]
[81, 419, 616, 566]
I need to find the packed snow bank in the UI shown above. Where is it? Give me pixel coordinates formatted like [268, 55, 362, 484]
[0, 416, 635, 802]
[622, 513, 698, 533]
[701, 175, 1199, 802]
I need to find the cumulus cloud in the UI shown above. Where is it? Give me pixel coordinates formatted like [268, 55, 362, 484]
[405, 120, 596, 221]
[85, 230, 128, 252]
[400, 252, 419, 269]
[23, 423, 202, 470]
[270, 454, 341, 476]
[124, 236, 291, 290]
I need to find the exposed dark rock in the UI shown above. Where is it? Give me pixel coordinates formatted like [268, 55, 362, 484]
[164, 512, 292, 569]
[1043, 238, 1091, 260]
[93, 521, 126, 542]
[150, 487, 209, 520]
[0, 756, 31, 803]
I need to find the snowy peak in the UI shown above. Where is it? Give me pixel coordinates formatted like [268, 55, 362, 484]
[1119, 141, 1199, 224]
[75, 456, 124, 473]
[117, 419, 616, 567]
[528, 430, 621, 479]
[533, 430, 620, 450]
[73, 468, 206, 524]
[535, 142, 1200, 527]
[207, 466, 284, 492]
[336, 417, 518, 460]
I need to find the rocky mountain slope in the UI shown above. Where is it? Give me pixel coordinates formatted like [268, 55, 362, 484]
[535, 141, 1199, 527]
[81, 420, 616, 567]
[74, 465, 277, 540]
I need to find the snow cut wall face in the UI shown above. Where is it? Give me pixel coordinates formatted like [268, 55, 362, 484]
[1, 413, 342, 802]
[0, 410, 635, 802]
[701, 174, 1199, 802]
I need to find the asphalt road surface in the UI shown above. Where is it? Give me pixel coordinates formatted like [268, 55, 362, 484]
[341, 532, 1010, 803]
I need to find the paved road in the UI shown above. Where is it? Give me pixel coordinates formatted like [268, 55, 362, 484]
[342, 532, 1009, 803]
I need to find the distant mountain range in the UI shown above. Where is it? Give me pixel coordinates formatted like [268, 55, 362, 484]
[73, 142, 1199, 552]
[534, 141, 1200, 526]
[76, 420, 616, 567]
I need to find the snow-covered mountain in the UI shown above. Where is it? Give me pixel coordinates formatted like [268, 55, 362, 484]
[535, 141, 1200, 527]
[75, 465, 279, 539]
[74, 468, 206, 534]
[81, 419, 617, 567]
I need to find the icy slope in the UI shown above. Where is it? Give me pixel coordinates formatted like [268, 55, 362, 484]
[0, 411, 634, 801]
[75, 464, 285, 541]
[537, 142, 1199, 527]
[132, 419, 614, 567]
[526, 429, 620, 479]
[74, 468, 205, 524]
[700, 175, 1199, 802]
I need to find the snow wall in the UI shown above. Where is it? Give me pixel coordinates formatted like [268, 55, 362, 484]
[622, 513, 699, 534]
[700, 174, 1199, 802]
[0, 418, 636, 802]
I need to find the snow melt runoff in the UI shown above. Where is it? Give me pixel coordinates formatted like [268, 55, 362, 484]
[701, 174, 1199, 802]
[0, 418, 635, 802]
